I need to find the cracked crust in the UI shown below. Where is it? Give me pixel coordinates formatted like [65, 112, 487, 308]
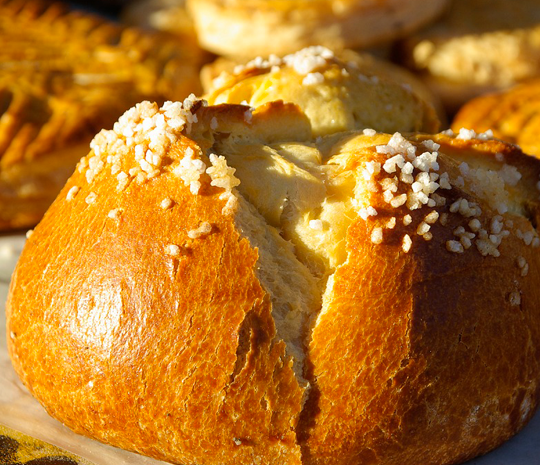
[6, 101, 540, 465]
[7, 132, 305, 465]
[0, 0, 203, 231]
[302, 185, 540, 464]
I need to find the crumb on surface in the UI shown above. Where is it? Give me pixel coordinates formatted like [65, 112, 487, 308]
[188, 222, 213, 239]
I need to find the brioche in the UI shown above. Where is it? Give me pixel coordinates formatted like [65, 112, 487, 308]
[0, 0, 203, 231]
[397, 0, 540, 112]
[7, 96, 540, 465]
[452, 79, 540, 158]
[204, 47, 441, 137]
[187, 0, 449, 59]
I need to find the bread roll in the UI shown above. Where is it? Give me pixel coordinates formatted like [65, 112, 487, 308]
[204, 47, 441, 137]
[397, 0, 540, 113]
[187, 0, 449, 59]
[7, 97, 540, 465]
[0, 0, 203, 231]
[452, 79, 540, 158]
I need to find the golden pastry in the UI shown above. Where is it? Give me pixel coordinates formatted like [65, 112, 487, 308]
[452, 79, 540, 158]
[187, 0, 449, 59]
[7, 96, 540, 465]
[204, 46, 441, 136]
[398, 0, 540, 112]
[0, 0, 203, 231]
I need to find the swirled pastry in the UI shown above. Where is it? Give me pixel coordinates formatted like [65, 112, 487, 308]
[0, 0, 203, 230]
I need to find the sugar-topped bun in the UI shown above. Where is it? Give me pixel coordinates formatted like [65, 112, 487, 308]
[204, 47, 441, 136]
[0, 0, 203, 231]
[398, 0, 540, 112]
[187, 0, 449, 59]
[452, 79, 540, 158]
[7, 96, 540, 465]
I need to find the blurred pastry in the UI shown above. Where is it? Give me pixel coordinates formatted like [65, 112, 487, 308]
[0, 0, 203, 231]
[204, 47, 441, 137]
[187, 0, 449, 59]
[452, 79, 540, 158]
[397, 0, 540, 113]
[121, 0, 196, 44]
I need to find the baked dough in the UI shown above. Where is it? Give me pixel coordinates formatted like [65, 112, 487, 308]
[204, 47, 441, 136]
[398, 0, 540, 112]
[0, 0, 203, 231]
[187, 0, 449, 58]
[121, 0, 197, 44]
[7, 97, 540, 465]
[452, 79, 540, 158]
[202, 48, 447, 125]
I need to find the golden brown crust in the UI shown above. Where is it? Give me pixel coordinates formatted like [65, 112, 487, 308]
[187, 0, 449, 59]
[7, 104, 305, 465]
[452, 79, 540, 158]
[7, 100, 540, 465]
[301, 133, 540, 464]
[0, 0, 204, 231]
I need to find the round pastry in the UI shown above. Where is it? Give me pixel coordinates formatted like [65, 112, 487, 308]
[186, 0, 449, 59]
[452, 79, 540, 158]
[204, 47, 441, 137]
[397, 0, 540, 113]
[0, 0, 204, 231]
[7, 97, 540, 465]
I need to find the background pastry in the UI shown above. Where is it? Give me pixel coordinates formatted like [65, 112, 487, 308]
[187, 0, 450, 59]
[7, 96, 540, 465]
[121, 0, 198, 47]
[397, 0, 540, 113]
[0, 0, 204, 231]
[452, 79, 540, 158]
[204, 47, 441, 137]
